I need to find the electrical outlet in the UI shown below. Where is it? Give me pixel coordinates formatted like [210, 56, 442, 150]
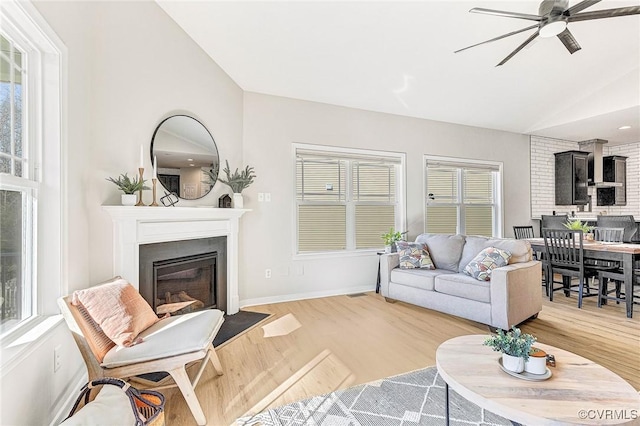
[265, 193, 271, 202]
[54, 345, 61, 372]
[258, 193, 264, 202]
[265, 269, 272, 279]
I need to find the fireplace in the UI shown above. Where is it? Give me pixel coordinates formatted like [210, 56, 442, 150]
[139, 237, 227, 314]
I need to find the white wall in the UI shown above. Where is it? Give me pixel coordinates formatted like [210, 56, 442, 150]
[1, 2, 244, 425]
[238, 92, 532, 305]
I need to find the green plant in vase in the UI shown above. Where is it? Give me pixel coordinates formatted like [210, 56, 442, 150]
[381, 227, 404, 253]
[484, 326, 536, 373]
[564, 219, 594, 240]
[106, 173, 149, 206]
[217, 160, 256, 208]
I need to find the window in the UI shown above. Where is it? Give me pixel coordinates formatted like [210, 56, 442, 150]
[425, 157, 502, 237]
[0, 1, 64, 339]
[295, 145, 404, 254]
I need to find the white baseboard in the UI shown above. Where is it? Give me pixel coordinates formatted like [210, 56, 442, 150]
[239, 285, 375, 308]
[49, 368, 88, 426]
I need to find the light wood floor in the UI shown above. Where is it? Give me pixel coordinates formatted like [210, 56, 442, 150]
[163, 290, 639, 426]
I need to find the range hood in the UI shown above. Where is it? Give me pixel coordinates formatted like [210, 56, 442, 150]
[578, 139, 623, 188]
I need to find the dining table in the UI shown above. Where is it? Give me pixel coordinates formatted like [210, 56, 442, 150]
[527, 237, 640, 318]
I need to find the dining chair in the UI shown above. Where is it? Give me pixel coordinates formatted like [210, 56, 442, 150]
[543, 229, 594, 308]
[596, 215, 637, 243]
[541, 214, 569, 230]
[58, 294, 225, 426]
[597, 269, 640, 318]
[593, 227, 625, 243]
[513, 226, 535, 240]
[583, 227, 625, 294]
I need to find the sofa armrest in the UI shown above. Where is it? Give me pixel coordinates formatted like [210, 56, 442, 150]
[489, 260, 542, 330]
[379, 253, 399, 297]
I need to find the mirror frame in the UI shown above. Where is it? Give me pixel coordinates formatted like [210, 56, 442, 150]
[150, 114, 219, 200]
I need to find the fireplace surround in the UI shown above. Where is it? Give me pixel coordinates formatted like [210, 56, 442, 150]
[102, 206, 249, 314]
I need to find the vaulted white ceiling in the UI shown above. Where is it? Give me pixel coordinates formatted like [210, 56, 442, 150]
[157, 0, 640, 145]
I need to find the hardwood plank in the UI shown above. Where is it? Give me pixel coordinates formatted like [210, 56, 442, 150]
[162, 290, 639, 426]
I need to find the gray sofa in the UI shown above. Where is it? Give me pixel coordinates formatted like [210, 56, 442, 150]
[380, 233, 542, 330]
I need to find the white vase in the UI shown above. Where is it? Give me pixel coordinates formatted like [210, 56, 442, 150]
[502, 353, 525, 373]
[121, 194, 137, 206]
[232, 193, 244, 209]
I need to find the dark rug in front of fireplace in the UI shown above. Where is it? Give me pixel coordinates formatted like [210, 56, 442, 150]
[135, 309, 272, 383]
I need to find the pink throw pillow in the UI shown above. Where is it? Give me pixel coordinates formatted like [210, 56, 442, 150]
[72, 277, 159, 347]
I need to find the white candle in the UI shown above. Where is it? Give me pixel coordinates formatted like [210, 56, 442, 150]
[139, 145, 144, 169]
[153, 155, 157, 178]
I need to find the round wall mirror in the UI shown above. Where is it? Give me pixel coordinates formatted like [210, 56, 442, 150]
[151, 115, 219, 200]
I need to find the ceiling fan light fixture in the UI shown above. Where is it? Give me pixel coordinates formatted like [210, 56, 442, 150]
[539, 20, 567, 38]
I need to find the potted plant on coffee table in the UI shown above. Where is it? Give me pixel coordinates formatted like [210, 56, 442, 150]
[106, 173, 149, 206]
[217, 160, 256, 208]
[483, 327, 536, 373]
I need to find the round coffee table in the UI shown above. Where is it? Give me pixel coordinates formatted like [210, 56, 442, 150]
[436, 335, 640, 425]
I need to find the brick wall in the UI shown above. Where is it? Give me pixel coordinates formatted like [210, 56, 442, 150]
[530, 136, 640, 219]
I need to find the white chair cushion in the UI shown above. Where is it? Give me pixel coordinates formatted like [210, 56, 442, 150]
[101, 309, 224, 368]
[60, 384, 136, 426]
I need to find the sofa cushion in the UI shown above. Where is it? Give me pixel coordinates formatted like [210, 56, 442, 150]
[464, 247, 512, 281]
[434, 273, 491, 303]
[391, 268, 455, 291]
[414, 234, 466, 272]
[458, 236, 532, 273]
[396, 241, 435, 269]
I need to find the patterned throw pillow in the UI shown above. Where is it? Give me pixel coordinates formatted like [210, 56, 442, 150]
[464, 247, 512, 281]
[396, 241, 435, 270]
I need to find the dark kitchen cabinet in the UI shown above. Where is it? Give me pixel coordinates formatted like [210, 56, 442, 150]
[555, 150, 589, 205]
[597, 155, 627, 206]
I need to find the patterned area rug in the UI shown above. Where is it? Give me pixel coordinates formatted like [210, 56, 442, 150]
[237, 366, 511, 426]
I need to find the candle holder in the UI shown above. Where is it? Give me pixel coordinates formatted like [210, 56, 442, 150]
[150, 178, 159, 206]
[135, 167, 146, 206]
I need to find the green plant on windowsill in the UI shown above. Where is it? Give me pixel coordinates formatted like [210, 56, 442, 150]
[105, 173, 149, 194]
[564, 218, 593, 233]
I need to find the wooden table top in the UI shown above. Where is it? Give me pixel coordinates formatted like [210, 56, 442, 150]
[527, 237, 640, 255]
[436, 335, 640, 425]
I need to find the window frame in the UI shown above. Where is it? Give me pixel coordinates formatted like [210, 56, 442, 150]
[0, 0, 67, 362]
[423, 155, 503, 237]
[293, 143, 406, 259]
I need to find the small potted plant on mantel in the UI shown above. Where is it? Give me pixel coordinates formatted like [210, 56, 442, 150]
[483, 327, 536, 373]
[106, 173, 149, 206]
[217, 160, 256, 209]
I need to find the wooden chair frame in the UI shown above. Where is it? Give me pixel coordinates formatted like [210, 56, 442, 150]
[58, 296, 223, 426]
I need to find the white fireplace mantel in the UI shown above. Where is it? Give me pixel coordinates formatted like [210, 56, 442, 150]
[102, 206, 250, 315]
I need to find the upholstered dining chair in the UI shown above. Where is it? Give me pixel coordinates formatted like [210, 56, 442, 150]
[543, 229, 593, 308]
[58, 285, 225, 426]
[597, 215, 637, 243]
[541, 214, 569, 230]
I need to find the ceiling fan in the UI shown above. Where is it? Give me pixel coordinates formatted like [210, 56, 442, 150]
[455, 0, 640, 66]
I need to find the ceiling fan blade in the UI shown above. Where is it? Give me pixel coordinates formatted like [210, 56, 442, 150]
[565, 0, 601, 16]
[454, 24, 539, 53]
[470, 7, 542, 21]
[496, 31, 540, 66]
[557, 28, 582, 54]
[568, 6, 640, 22]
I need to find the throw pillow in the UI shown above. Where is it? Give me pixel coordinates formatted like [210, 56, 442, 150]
[72, 277, 159, 347]
[396, 241, 435, 270]
[464, 247, 512, 281]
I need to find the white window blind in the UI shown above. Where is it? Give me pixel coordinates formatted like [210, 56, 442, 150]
[425, 159, 501, 237]
[296, 148, 402, 253]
